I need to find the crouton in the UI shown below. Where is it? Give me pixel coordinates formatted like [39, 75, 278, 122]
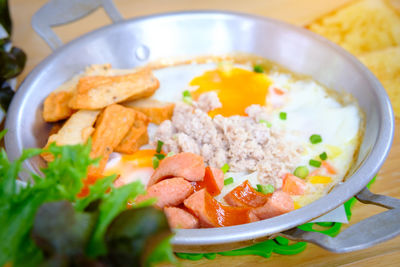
[42, 64, 114, 122]
[68, 68, 159, 110]
[88, 104, 136, 178]
[114, 110, 150, 154]
[42, 110, 100, 161]
[123, 98, 175, 125]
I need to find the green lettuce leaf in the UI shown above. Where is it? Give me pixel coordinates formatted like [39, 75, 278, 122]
[86, 181, 145, 257]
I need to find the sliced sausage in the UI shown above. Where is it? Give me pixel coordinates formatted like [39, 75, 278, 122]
[184, 189, 253, 227]
[192, 166, 224, 196]
[164, 207, 199, 229]
[148, 152, 205, 187]
[210, 167, 224, 192]
[252, 190, 294, 220]
[224, 180, 269, 207]
[136, 177, 193, 209]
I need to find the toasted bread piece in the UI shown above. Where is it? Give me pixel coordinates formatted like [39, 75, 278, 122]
[42, 64, 137, 122]
[115, 110, 150, 154]
[42, 64, 112, 122]
[123, 98, 175, 124]
[88, 104, 136, 178]
[69, 68, 159, 110]
[359, 46, 400, 117]
[307, 0, 400, 55]
[42, 110, 100, 161]
[43, 91, 75, 122]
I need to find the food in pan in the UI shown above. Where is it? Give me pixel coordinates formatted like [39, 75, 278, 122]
[42, 56, 363, 228]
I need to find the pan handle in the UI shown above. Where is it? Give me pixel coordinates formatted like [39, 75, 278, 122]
[281, 187, 400, 253]
[31, 0, 123, 51]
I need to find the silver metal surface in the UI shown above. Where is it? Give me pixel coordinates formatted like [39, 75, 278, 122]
[282, 188, 400, 253]
[5, 6, 395, 253]
[32, 0, 122, 50]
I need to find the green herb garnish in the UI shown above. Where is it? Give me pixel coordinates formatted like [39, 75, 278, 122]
[221, 163, 230, 174]
[259, 119, 272, 128]
[155, 153, 166, 160]
[253, 65, 264, 73]
[319, 152, 328, 161]
[256, 184, 275, 194]
[152, 156, 160, 169]
[224, 177, 234, 185]
[182, 90, 192, 104]
[309, 159, 322, 168]
[156, 140, 164, 153]
[279, 112, 287, 120]
[294, 166, 309, 179]
[310, 134, 322, 144]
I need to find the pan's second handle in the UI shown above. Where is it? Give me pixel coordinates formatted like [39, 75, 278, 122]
[281, 187, 400, 253]
[31, 0, 123, 51]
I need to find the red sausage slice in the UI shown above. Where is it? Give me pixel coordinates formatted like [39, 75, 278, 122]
[148, 152, 205, 187]
[164, 207, 199, 229]
[184, 189, 253, 227]
[224, 180, 269, 207]
[192, 166, 224, 196]
[252, 190, 294, 220]
[136, 177, 193, 209]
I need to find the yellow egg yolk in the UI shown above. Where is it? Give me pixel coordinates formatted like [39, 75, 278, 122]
[104, 149, 156, 177]
[190, 67, 271, 117]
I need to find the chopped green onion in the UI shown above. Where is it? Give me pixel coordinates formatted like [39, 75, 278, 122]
[279, 112, 287, 120]
[182, 90, 193, 104]
[156, 140, 164, 153]
[166, 151, 175, 157]
[154, 153, 165, 160]
[310, 134, 322, 144]
[259, 119, 272, 128]
[309, 159, 321, 168]
[221, 163, 230, 174]
[253, 65, 264, 73]
[183, 90, 191, 97]
[224, 177, 234, 185]
[256, 184, 275, 194]
[152, 156, 160, 169]
[294, 166, 309, 179]
[319, 152, 328, 161]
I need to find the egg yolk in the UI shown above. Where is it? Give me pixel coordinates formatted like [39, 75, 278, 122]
[190, 67, 271, 117]
[104, 149, 155, 177]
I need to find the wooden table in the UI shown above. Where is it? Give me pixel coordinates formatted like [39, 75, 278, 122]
[9, 0, 400, 266]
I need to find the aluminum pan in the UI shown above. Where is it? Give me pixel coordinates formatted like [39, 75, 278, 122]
[4, 11, 394, 251]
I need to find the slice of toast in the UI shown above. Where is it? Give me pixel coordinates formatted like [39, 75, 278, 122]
[123, 98, 175, 125]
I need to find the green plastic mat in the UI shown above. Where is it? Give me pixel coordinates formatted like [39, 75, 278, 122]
[176, 177, 376, 260]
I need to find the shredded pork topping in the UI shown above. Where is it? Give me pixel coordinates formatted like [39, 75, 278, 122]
[153, 93, 302, 188]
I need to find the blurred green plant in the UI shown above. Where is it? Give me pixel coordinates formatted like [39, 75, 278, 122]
[0, 0, 26, 112]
